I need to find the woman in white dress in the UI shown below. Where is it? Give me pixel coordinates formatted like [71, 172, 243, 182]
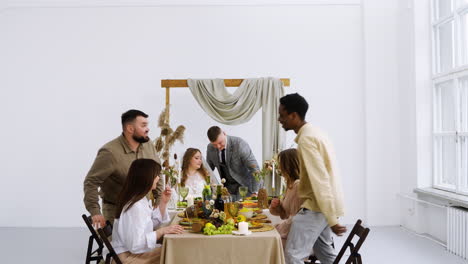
[181, 148, 213, 198]
[111, 159, 184, 264]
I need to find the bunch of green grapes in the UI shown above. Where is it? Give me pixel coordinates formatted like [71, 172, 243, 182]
[203, 223, 235, 235]
[216, 224, 234, 234]
[203, 224, 217, 235]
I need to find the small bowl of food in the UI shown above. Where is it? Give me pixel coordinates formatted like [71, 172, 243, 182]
[238, 208, 253, 219]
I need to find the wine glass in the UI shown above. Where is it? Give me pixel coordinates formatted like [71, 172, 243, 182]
[239, 186, 248, 201]
[179, 186, 189, 202]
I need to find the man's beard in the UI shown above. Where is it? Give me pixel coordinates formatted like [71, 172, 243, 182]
[133, 134, 150, 143]
[281, 123, 291, 131]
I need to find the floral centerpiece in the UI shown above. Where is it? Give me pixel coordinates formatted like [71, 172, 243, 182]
[253, 157, 280, 183]
[186, 174, 239, 235]
[200, 199, 235, 235]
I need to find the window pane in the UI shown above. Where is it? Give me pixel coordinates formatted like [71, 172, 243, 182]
[462, 13, 468, 65]
[461, 77, 468, 132]
[437, 0, 453, 19]
[458, 0, 468, 8]
[437, 21, 455, 73]
[461, 136, 468, 191]
[434, 136, 457, 187]
[435, 80, 456, 131]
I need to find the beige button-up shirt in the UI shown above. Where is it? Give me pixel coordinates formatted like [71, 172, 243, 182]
[295, 123, 344, 226]
[83, 134, 162, 216]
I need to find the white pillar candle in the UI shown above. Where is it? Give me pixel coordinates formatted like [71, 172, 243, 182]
[272, 163, 276, 190]
[176, 160, 181, 183]
[238, 221, 248, 234]
[187, 195, 194, 207]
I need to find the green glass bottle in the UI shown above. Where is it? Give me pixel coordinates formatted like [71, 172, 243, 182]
[214, 185, 224, 212]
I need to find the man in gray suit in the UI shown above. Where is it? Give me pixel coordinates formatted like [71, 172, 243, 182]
[206, 126, 260, 200]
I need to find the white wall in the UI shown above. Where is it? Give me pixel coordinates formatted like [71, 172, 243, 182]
[362, 0, 401, 226]
[0, 1, 371, 227]
[397, 0, 448, 243]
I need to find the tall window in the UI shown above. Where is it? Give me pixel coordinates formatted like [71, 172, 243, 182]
[432, 0, 468, 195]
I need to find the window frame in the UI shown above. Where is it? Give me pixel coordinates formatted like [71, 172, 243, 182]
[432, 0, 468, 195]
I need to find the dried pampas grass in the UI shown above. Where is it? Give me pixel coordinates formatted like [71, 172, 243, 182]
[158, 108, 168, 127]
[155, 137, 163, 152]
[173, 125, 186, 143]
[154, 106, 186, 166]
[162, 150, 170, 162]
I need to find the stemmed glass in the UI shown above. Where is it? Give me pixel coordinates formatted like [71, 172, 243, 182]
[179, 186, 189, 202]
[239, 186, 248, 201]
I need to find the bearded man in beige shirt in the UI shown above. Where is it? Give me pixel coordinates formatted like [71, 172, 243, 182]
[83, 109, 163, 228]
[278, 93, 346, 264]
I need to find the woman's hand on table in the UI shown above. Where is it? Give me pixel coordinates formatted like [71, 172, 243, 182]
[161, 224, 185, 235]
[156, 224, 184, 240]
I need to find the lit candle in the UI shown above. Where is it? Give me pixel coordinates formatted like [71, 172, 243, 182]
[238, 221, 248, 234]
[187, 195, 194, 207]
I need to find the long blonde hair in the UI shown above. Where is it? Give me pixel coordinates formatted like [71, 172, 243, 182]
[181, 148, 209, 186]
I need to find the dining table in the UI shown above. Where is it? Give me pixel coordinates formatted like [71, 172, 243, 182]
[159, 209, 285, 264]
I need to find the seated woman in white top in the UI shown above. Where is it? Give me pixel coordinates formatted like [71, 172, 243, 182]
[181, 148, 214, 198]
[112, 159, 184, 263]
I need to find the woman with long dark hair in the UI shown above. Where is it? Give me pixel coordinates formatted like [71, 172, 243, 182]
[269, 149, 304, 247]
[111, 159, 184, 263]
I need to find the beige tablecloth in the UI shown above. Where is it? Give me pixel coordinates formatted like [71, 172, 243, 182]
[160, 213, 285, 264]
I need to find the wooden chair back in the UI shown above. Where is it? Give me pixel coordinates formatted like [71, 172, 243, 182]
[97, 223, 123, 264]
[333, 219, 370, 264]
[81, 214, 104, 264]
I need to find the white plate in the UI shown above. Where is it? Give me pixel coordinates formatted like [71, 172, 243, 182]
[232, 230, 252, 236]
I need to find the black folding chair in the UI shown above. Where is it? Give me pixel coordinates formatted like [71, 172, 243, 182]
[333, 219, 370, 264]
[97, 224, 123, 264]
[82, 214, 104, 264]
[305, 219, 369, 264]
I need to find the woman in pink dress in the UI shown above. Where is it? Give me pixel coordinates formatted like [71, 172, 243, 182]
[269, 148, 303, 247]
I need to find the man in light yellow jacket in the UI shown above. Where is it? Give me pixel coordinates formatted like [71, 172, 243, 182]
[278, 93, 346, 264]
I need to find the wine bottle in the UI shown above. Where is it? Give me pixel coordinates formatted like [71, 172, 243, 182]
[214, 185, 224, 212]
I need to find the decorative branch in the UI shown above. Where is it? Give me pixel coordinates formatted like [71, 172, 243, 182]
[153, 106, 186, 170]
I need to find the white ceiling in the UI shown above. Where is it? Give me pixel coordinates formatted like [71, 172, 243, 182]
[3, 0, 361, 9]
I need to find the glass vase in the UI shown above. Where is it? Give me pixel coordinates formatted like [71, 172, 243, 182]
[168, 187, 178, 210]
